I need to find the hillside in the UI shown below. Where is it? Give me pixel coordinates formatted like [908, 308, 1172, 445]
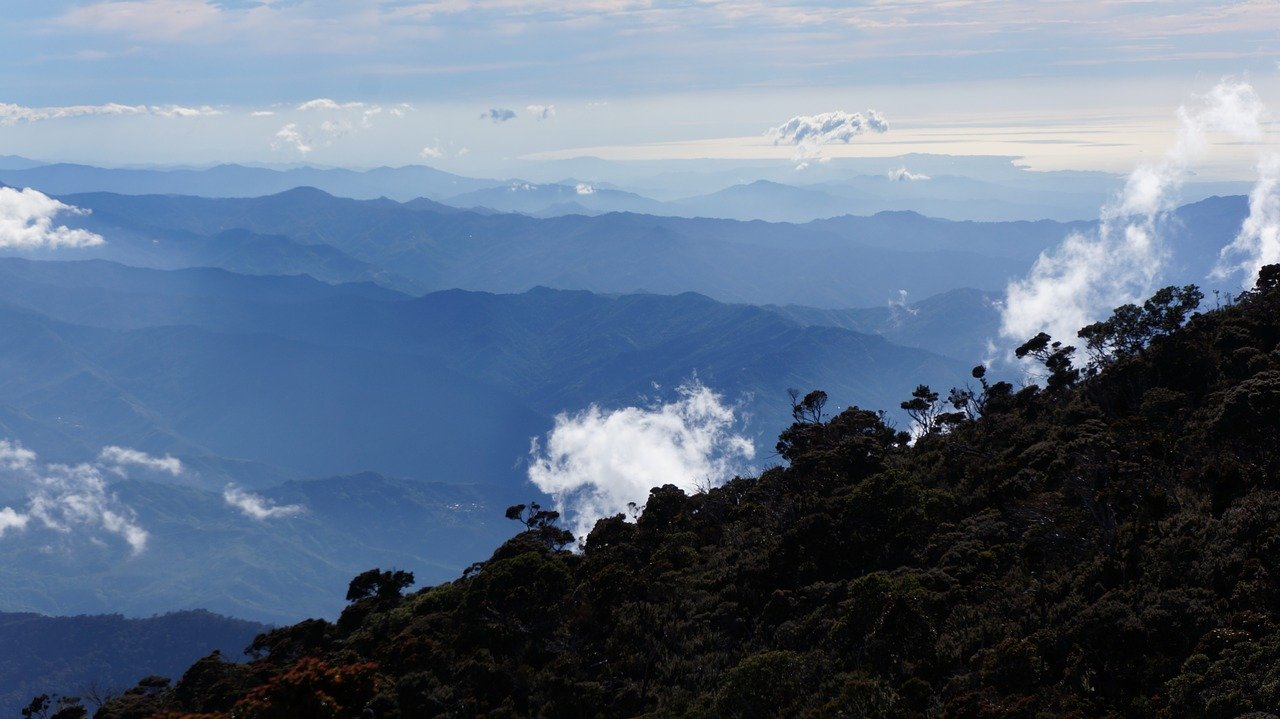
[0, 610, 265, 718]
[91, 267, 1280, 718]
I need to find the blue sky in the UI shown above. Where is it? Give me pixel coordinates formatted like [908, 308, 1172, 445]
[3, 1, 1280, 175]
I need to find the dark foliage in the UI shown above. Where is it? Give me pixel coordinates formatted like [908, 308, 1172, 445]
[92, 269, 1280, 718]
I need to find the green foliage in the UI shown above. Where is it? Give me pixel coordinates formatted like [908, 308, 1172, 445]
[94, 268, 1280, 718]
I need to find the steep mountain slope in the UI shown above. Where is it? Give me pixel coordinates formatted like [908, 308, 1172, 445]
[95, 267, 1280, 718]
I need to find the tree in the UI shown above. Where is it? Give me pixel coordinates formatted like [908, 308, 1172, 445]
[345, 568, 415, 603]
[505, 502, 575, 550]
[1077, 284, 1202, 369]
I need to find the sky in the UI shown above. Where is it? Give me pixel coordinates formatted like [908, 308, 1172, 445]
[3, 1, 1280, 177]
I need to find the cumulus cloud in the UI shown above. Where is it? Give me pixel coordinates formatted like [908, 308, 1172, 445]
[0, 440, 150, 554]
[0, 187, 105, 249]
[420, 145, 444, 159]
[272, 123, 313, 155]
[1213, 152, 1280, 288]
[528, 381, 755, 540]
[223, 485, 304, 520]
[251, 110, 276, 117]
[526, 104, 556, 120]
[888, 167, 930, 181]
[1000, 79, 1266, 347]
[575, 183, 595, 195]
[0, 507, 27, 537]
[767, 109, 889, 146]
[480, 107, 517, 123]
[98, 446, 183, 477]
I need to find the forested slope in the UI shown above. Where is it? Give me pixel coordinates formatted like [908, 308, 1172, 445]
[90, 267, 1280, 718]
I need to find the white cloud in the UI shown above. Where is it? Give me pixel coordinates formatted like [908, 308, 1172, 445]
[526, 104, 556, 120]
[420, 145, 444, 159]
[272, 123, 313, 155]
[251, 110, 276, 117]
[0, 507, 27, 537]
[767, 109, 889, 146]
[98, 446, 183, 477]
[0, 102, 219, 125]
[0, 102, 147, 125]
[0, 188, 105, 249]
[480, 107, 517, 122]
[575, 183, 595, 195]
[1000, 79, 1266, 347]
[0, 440, 36, 472]
[528, 380, 755, 540]
[150, 104, 222, 118]
[223, 485, 304, 520]
[888, 167, 930, 181]
[0, 440, 169, 554]
[297, 98, 365, 112]
[1214, 152, 1280, 288]
[58, 0, 223, 42]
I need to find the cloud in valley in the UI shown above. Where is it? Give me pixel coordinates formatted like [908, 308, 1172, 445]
[0, 440, 154, 554]
[528, 381, 755, 541]
[0, 188, 105, 249]
[888, 167, 930, 181]
[99, 446, 183, 477]
[223, 485, 304, 520]
[1000, 79, 1267, 347]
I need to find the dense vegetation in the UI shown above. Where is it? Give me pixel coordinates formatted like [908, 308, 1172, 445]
[0, 610, 264, 718]
[85, 267, 1280, 718]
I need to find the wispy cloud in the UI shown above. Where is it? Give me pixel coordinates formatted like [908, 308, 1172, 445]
[1000, 79, 1267, 347]
[1214, 152, 1280, 288]
[0, 102, 219, 125]
[0, 188, 104, 249]
[223, 485, 304, 521]
[528, 380, 754, 540]
[98, 446, 183, 477]
[0, 440, 152, 554]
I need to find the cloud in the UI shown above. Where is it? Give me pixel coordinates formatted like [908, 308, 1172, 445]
[0, 102, 219, 125]
[0, 508, 27, 537]
[57, 0, 223, 43]
[526, 104, 556, 120]
[480, 107, 517, 123]
[251, 110, 276, 117]
[223, 485, 304, 520]
[888, 167, 930, 181]
[272, 123, 313, 155]
[575, 183, 595, 195]
[297, 98, 365, 112]
[0, 188, 105, 249]
[767, 109, 889, 146]
[98, 446, 183, 477]
[0, 440, 150, 554]
[1213, 152, 1280, 288]
[528, 380, 755, 540]
[1000, 79, 1266, 347]
[420, 145, 444, 159]
[0, 440, 36, 472]
[149, 104, 222, 118]
[0, 102, 146, 125]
